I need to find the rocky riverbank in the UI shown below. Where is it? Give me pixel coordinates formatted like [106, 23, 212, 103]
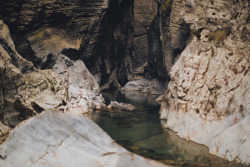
[160, 0, 250, 164]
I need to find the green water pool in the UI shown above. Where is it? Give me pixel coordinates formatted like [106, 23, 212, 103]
[88, 91, 245, 167]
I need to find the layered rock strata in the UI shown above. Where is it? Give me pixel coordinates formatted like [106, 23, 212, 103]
[160, 0, 250, 164]
[0, 0, 167, 93]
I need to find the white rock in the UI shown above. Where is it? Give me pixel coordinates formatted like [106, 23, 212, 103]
[53, 54, 105, 115]
[0, 110, 168, 167]
[160, 38, 250, 164]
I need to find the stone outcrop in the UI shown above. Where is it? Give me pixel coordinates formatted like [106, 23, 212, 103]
[160, 0, 250, 164]
[107, 101, 136, 111]
[53, 54, 105, 115]
[0, 20, 105, 128]
[0, 110, 168, 167]
[121, 77, 164, 95]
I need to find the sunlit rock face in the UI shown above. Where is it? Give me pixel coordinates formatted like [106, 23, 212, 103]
[160, 0, 250, 164]
[0, 110, 168, 167]
[0, 20, 104, 128]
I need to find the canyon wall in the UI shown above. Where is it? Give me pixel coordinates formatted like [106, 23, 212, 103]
[0, 0, 165, 129]
[160, 0, 250, 164]
[0, 20, 105, 129]
[0, 0, 165, 92]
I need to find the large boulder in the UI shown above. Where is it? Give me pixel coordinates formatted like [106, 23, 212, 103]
[0, 110, 168, 167]
[53, 54, 106, 114]
[121, 77, 164, 95]
[107, 101, 136, 111]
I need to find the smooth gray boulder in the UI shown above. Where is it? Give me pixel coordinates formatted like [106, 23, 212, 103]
[121, 77, 164, 95]
[0, 110, 168, 167]
[107, 101, 136, 111]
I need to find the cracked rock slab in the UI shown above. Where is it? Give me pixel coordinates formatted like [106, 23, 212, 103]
[0, 110, 168, 167]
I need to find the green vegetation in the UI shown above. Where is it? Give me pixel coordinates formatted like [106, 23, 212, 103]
[161, 0, 173, 12]
[191, 27, 205, 40]
[206, 28, 230, 43]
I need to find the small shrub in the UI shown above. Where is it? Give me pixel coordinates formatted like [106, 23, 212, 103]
[206, 28, 230, 42]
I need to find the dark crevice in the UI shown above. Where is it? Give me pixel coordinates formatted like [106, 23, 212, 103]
[41, 54, 57, 70]
[14, 38, 42, 67]
[84, 0, 134, 89]
[31, 102, 44, 113]
[0, 39, 20, 69]
[61, 48, 82, 61]
[147, 0, 168, 81]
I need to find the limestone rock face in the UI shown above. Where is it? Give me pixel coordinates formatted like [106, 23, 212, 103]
[160, 0, 250, 164]
[161, 0, 191, 75]
[53, 55, 105, 115]
[0, 110, 168, 167]
[0, 20, 104, 128]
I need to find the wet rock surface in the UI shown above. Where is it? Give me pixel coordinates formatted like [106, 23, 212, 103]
[0, 110, 168, 167]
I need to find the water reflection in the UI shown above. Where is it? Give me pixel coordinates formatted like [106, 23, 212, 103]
[88, 91, 245, 167]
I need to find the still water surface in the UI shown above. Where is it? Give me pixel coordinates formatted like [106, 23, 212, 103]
[88, 91, 245, 167]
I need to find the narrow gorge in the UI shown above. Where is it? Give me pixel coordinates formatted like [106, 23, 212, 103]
[0, 0, 249, 166]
